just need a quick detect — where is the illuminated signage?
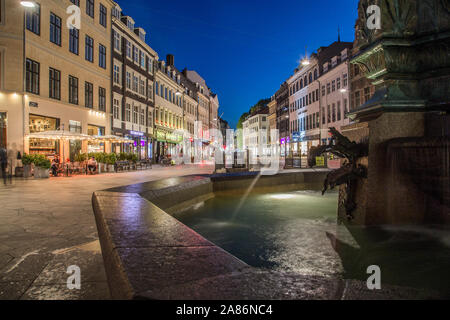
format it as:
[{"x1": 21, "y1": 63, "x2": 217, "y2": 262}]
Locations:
[{"x1": 130, "y1": 131, "x2": 144, "y2": 137}]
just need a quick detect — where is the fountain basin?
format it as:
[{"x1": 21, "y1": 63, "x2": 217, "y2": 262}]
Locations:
[{"x1": 92, "y1": 170, "x2": 443, "y2": 300}]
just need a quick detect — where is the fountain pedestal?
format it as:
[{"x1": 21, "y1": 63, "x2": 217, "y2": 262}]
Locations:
[{"x1": 342, "y1": 0, "x2": 450, "y2": 226}]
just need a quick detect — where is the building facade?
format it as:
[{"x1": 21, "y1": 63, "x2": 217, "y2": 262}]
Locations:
[
  {"x1": 242, "y1": 108, "x2": 269, "y2": 158},
  {"x1": 111, "y1": 3, "x2": 158, "y2": 159},
  {"x1": 287, "y1": 55, "x2": 321, "y2": 157},
  {"x1": 1, "y1": 0, "x2": 116, "y2": 168},
  {"x1": 275, "y1": 82, "x2": 289, "y2": 156},
  {"x1": 267, "y1": 95, "x2": 277, "y2": 144},
  {"x1": 318, "y1": 46, "x2": 352, "y2": 144},
  {"x1": 154, "y1": 58, "x2": 185, "y2": 159}
]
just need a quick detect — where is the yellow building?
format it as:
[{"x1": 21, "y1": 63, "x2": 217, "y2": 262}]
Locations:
[{"x1": 0, "y1": 0, "x2": 114, "y2": 165}]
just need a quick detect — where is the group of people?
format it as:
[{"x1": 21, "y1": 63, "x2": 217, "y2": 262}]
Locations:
[{"x1": 51, "y1": 156, "x2": 98, "y2": 176}]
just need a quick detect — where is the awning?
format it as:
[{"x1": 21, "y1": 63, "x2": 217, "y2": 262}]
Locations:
[
  {"x1": 26, "y1": 130, "x2": 93, "y2": 141},
  {"x1": 92, "y1": 135, "x2": 134, "y2": 143}
]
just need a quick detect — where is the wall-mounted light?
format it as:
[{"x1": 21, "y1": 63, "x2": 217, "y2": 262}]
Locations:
[{"x1": 20, "y1": 1, "x2": 36, "y2": 7}]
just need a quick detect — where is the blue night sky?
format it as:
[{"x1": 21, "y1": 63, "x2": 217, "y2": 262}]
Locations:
[{"x1": 118, "y1": 0, "x2": 359, "y2": 128}]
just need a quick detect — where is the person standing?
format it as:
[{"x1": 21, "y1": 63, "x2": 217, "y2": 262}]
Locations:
[{"x1": 0, "y1": 147, "x2": 7, "y2": 185}]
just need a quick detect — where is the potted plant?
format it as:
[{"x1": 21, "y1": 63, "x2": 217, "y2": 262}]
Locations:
[
  {"x1": 106, "y1": 153, "x2": 117, "y2": 172},
  {"x1": 33, "y1": 155, "x2": 51, "y2": 179},
  {"x1": 21, "y1": 153, "x2": 34, "y2": 178}
]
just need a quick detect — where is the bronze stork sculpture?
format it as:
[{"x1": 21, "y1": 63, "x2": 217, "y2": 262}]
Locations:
[{"x1": 308, "y1": 128, "x2": 368, "y2": 220}]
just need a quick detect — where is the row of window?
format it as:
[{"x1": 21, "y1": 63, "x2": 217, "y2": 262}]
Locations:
[
  {"x1": 290, "y1": 89, "x2": 320, "y2": 113},
  {"x1": 113, "y1": 31, "x2": 154, "y2": 74},
  {"x1": 289, "y1": 69, "x2": 319, "y2": 96},
  {"x1": 70, "y1": 0, "x2": 108, "y2": 26},
  {"x1": 323, "y1": 100, "x2": 348, "y2": 124},
  {"x1": 290, "y1": 98, "x2": 349, "y2": 133},
  {"x1": 155, "y1": 81, "x2": 182, "y2": 107},
  {"x1": 112, "y1": 98, "x2": 152, "y2": 127},
  {"x1": 321, "y1": 74, "x2": 348, "y2": 96},
  {"x1": 26, "y1": 58, "x2": 106, "y2": 111},
  {"x1": 154, "y1": 108, "x2": 183, "y2": 128},
  {"x1": 351, "y1": 87, "x2": 372, "y2": 110},
  {"x1": 27, "y1": 4, "x2": 107, "y2": 69},
  {"x1": 291, "y1": 112, "x2": 320, "y2": 133},
  {"x1": 183, "y1": 101, "x2": 196, "y2": 117}
]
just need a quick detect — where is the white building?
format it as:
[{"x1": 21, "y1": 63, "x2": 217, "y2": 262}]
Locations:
[
  {"x1": 318, "y1": 47, "x2": 351, "y2": 145},
  {"x1": 243, "y1": 112, "x2": 269, "y2": 158},
  {"x1": 288, "y1": 54, "x2": 321, "y2": 157}
]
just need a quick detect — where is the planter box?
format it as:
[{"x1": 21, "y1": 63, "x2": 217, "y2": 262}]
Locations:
[
  {"x1": 34, "y1": 167, "x2": 50, "y2": 179},
  {"x1": 23, "y1": 165, "x2": 32, "y2": 178},
  {"x1": 15, "y1": 167, "x2": 24, "y2": 178}
]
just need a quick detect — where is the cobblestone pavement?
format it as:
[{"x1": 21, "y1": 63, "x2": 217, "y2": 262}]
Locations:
[{"x1": 0, "y1": 164, "x2": 214, "y2": 300}]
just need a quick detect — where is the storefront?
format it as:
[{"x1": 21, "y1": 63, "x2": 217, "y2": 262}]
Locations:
[
  {"x1": 0, "y1": 112, "x2": 7, "y2": 148},
  {"x1": 125, "y1": 131, "x2": 148, "y2": 160},
  {"x1": 28, "y1": 114, "x2": 60, "y2": 157},
  {"x1": 154, "y1": 129, "x2": 183, "y2": 161},
  {"x1": 87, "y1": 125, "x2": 105, "y2": 153}
]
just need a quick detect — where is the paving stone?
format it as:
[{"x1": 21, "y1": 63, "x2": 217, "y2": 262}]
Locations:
[
  {"x1": 116, "y1": 246, "x2": 249, "y2": 297},
  {"x1": 141, "y1": 269, "x2": 342, "y2": 300},
  {"x1": 341, "y1": 279, "x2": 442, "y2": 300},
  {"x1": 21, "y1": 282, "x2": 110, "y2": 300},
  {"x1": 0, "y1": 165, "x2": 215, "y2": 300},
  {"x1": 33, "y1": 248, "x2": 107, "y2": 286},
  {"x1": 0, "y1": 280, "x2": 35, "y2": 300}
]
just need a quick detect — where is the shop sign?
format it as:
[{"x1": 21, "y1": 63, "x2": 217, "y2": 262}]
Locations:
[
  {"x1": 166, "y1": 133, "x2": 182, "y2": 143},
  {"x1": 130, "y1": 131, "x2": 145, "y2": 137},
  {"x1": 29, "y1": 101, "x2": 39, "y2": 108},
  {"x1": 316, "y1": 156, "x2": 325, "y2": 167},
  {"x1": 292, "y1": 132, "x2": 301, "y2": 142},
  {"x1": 156, "y1": 131, "x2": 166, "y2": 142}
]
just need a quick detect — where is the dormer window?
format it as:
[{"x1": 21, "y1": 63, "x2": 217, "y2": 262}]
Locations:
[
  {"x1": 331, "y1": 57, "x2": 338, "y2": 68},
  {"x1": 323, "y1": 62, "x2": 329, "y2": 73},
  {"x1": 134, "y1": 28, "x2": 146, "y2": 42},
  {"x1": 341, "y1": 49, "x2": 348, "y2": 60},
  {"x1": 112, "y1": 6, "x2": 121, "y2": 19},
  {"x1": 123, "y1": 16, "x2": 135, "y2": 31}
]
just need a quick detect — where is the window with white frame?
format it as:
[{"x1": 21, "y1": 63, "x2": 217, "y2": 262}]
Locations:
[
  {"x1": 133, "y1": 105, "x2": 139, "y2": 124},
  {"x1": 140, "y1": 108, "x2": 145, "y2": 125},
  {"x1": 133, "y1": 47, "x2": 139, "y2": 63},
  {"x1": 126, "y1": 72, "x2": 131, "y2": 89},
  {"x1": 132, "y1": 75, "x2": 138, "y2": 92},
  {"x1": 126, "y1": 103, "x2": 131, "y2": 122},
  {"x1": 113, "y1": 65, "x2": 121, "y2": 85},
  {"x1": 114, "y1": 31, "x2": 121, "y2": 51},
  {"x1": 140, "y1": 51, "x2": 145, "y2": 69},
  {"x1": 139, "y1": 78, "x2": 145, "y2": 95},
  {"x1": 126, "y1": 40, "x2": 132, "y2": 59},
  {"x1": 113, "y1": 98, "x2": 120, "y2": 120}
]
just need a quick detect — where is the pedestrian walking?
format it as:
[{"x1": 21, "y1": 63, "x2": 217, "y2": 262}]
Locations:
[{"x1": 0, "y1": 147, "x2": 7, "y2": 185}]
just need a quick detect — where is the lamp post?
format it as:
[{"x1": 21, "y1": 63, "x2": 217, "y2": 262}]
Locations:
[{"x1": 20, "y1": 1, "x2": 36, "y2": 158}]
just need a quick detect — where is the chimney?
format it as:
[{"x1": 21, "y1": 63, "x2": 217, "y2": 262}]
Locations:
[{"x1": 167, "y1": 54, "x2": 175, "y2": 67}]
